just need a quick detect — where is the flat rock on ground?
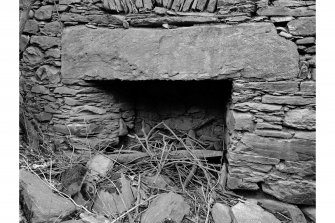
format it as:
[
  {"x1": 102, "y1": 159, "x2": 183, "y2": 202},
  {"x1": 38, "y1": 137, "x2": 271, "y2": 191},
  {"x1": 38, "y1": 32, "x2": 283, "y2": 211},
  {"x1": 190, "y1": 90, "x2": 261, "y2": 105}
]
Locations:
[
  {"x1": 211, "y1": 203, "x2": 233, "y2": 223},
  {"x1": 141, "y1": 191, "x2": 190, "y2": 223},
  {"x1": 231, "y1": 201, "x2": 281, "y2": 223},
  {"x1": 20, "y1": 169, "x2": 76, "y2": 223}
]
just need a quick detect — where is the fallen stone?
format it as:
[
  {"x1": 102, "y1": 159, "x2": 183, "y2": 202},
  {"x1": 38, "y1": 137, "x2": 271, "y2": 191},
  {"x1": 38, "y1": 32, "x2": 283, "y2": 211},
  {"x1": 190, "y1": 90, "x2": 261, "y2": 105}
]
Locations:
[
  {"x1": 211, "y1": 203, "x2": 232, "y2": 223},
  {"x1": 142, "y1": 174, "x2": 175, "y2": 189},
  {"x1": 262, "y1": 95, "x2": 315, "y2": 105},
  {"x1": 300, "y1": 206, "x2": 316, "y2": 222},
  {"x1": 30, "y1": 36, "x2": 61, "y2": 50},
  {"x1": 87, "y1": 154, "x2": 114, "y2": 177},
  {"x1": 93, "y1": 174, "x2": 135, "y2": 215},
  {"x1": 296, "y1": 37, "x2": 315, "y2": 45},
  {"x1": 60, "y1": 0, "x2": 82, "y2": 4},
  {"x1": 20, "y1": 170, "x2": 76, "y2": 223},
  {"x1": 141, "y1": 192, "x2": 190, "y2": 223},
  {"x1": 255, "y1": 130, "x2": 292, "y2": 139},
  {"x1": 22, "y1": 46, "x2": 44, "y2": 65},
  {"x1": 41, "y1": 21, "x2": 62, "y2": 36},
  {"x1": 36, "y1": 65, "x2": 60, "y2": 83},
  {"x1": 257, "y1": 6, "x2": 315, "y2": 17},
  {"x1": 34, "y1": 5, "x2": 53, "y2": 21},
  {"x1": 288, "y1": 17, "x2": 315, "y2": 36},
  {"x1": 231, "y1": 201, "x2": 281, "y2": 223},
  {"x1": 262, "y1": 180, "x2": 315, "y2": 205},
  {"x1": 60, "y1": 165, "x2": 87, "y2": 197},
  {"x1": 257, "y1": 198, "x2": 307, "y2": 223},
  {"x1": 80, "y1": 213, "x2": 109, "y2": 223},
  {"x1": 62, "y1": 23, "x2": 299, "y2": 81},
  {"x1": 23, "y1": 19, "x2": 39, "y2": 34},
  {"x1": 284, "y1": 109, "x2": 315, "y2": 130},
  {"x1": 232, "y1": 111, "x2": 254, "y2": 131}
]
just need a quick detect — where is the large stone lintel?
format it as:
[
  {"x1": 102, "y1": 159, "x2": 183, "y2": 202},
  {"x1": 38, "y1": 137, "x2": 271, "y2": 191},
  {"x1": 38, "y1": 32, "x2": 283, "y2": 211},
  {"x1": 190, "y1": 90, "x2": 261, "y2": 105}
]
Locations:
[{"x1": 62, "y1": 23, "x2": 299, "y2": 81}]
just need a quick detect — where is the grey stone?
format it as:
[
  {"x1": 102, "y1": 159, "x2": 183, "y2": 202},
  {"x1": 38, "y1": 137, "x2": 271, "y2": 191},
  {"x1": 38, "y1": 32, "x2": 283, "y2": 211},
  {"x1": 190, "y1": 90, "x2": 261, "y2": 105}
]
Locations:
[
  {"x1": 228, "y1": 152, "x2": 280, "y2": 165},
  {"x1": 279, "y1": 31, "x2": 293, "y2": 39},
  {"x1": 54, "y1": 87, "x2": 78, "y2": 95},
  {"x1": 300, "y1": 206, "x2": 316, "y2": 222},
  {"x1": 232, "y1": 111, "x2": 254, "y2": 131},
  {"x1": 257, "y1": 6, "x2": 315, "y2": 17},
  {"x1": 262, "y1": 95, "x2": 315, "y2": 105},
  {"x1": 62, "y1": 23, "x2": 299, "y2": 81},
  {"x1": 305, "y1": 46, "x2": 315, "y2": 54},
  {"x1": 234, "y1": 102, "x2": 282, "y2": 112},
  {"x1": 273, "y1": 0, "x2": 315, "y2": 7},
  {"x1": 30, "y1": 36, "x2": 61, "y2": 50},
  {"x1": 262, "y1": 180, "x2": 315, "y2": 205},
  {"x1": 255, "y1": 130, "x2": 292, "y2": 139},
  {"x1": 235, "y1": 81, "x2": 299, "y2": 93},
  {"x1": 296, "y1": 37, "x2": 315, "y2": 45},
  {"x1": 206, "y1": 0, "x2": 217, "y2": 13},
  {"x1": 211, "y1": 203, "x2": 232, "y2": 223},
  {"x1": 93, "y1": 174, "x2": 135, "y2": 216},
  {"x1": 20, "y1": 35, "x2": 30, "y2": 53},
  {"x1": 270, "y1": 16, "x2": 294, "y2": 23},
  {"x1": 41, "y1": 21, "x2": 62, "y2": 36},
  {"x1": 237, "y1": 133, "x2": 315, "y2": 161},
  {"x1": 34, "y1": 5, "x2": 54, "y2": 21},
  {"x1": 256, "y1": 122, "x2": 282, "y2": 130},
  {"x1": 254, "y1": 198, "x2": 307, "y2": 223},
  {"x1": 153, "y1": 7, "x2": 167, "y2": 15},
  {"x1": 36, "y1": 112, "x2": 53, "y2": 121},
  {"x1": 87, "y1": 154, "x2": 114, "y2": 177},
  {"x1": 294, "y1": 131, "x2": 315, "y2": 141},
  {"x1": 141, "y1": 192, "x2": 190, "y2": 223},
  {"x1": 60, "y1": 0, "x2": 82, "y2": 4},
  {"x1": 143, "y1": 0, "x2": 153, "y2": 9},
  {"x1": 288, "y1": 17, "x2": 315, "y2": 36},
  {"x1": 22, "y1": 46, "x2": 44, "y2": 65},
  {"x1": 64, "y1": 97, "x2": 80, "y2": 106},
  {"x1": 36, "y1": 65, "x2": 61, "y2": 83},
  {"x1": 231, "y1": 201, "x2": 281, "y2": 223},
  {"x1": 73, "y1": 105, "x2": 107, "y2": 115},
  {"x1": 60, "y1": 13, "x2": 89, "y2": 23},
  {"x1": 23, "y1": 19, "x2": 39, "y2": 34},
  {"x1": 300, "y1": 81, "x2": 315, "y2": 94},
  {"x1": 45, "y1": 48, "x2": 61, "y2": 58},
  {"x1": 20, "y1": 170, "x2": 76, "y2": 223},
  {"x1": 31, "y1": 85, "x2": 50, "y2": 94},
  {"x1": 284, "y1": 109, "x2": 315, "y2": 130}
]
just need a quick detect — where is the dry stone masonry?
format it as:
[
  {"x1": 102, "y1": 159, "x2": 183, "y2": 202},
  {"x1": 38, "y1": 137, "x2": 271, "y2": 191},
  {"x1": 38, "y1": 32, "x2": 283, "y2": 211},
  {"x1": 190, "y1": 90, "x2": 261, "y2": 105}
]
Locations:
[{"x1": 20, "y1": 0, "x2": 316, "y2": 221}]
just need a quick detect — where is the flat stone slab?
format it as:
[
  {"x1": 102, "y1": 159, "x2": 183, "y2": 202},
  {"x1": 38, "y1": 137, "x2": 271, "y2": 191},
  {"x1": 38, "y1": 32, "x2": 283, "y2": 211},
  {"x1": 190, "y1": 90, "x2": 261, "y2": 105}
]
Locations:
[{"x1": 62, "y1": 23, "x2": 299, "y2": 81}]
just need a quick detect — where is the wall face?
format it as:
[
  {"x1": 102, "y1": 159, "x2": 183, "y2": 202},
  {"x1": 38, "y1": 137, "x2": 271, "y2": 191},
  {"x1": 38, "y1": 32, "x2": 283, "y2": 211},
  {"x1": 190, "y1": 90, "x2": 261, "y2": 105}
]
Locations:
[{"x1": 20, "y1": 0, "x2": 316, "y2": 205}]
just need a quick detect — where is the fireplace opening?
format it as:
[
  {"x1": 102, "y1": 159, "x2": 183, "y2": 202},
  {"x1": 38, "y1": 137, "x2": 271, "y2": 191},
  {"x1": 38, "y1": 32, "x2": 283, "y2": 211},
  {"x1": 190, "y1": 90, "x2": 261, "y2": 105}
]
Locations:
[{"x1": 90, "y1": 80, "x2": 232, "y2": 154}]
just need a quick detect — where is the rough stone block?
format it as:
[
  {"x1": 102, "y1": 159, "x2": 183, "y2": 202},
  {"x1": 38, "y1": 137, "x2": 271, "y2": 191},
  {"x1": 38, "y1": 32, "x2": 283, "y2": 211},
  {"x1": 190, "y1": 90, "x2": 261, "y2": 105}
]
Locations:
[
  {"x1": 232, "y1": 111, "x2": 254, "y2": 131},
  {"x1": 284, "y1": 109, "x2": 315, "y2": 130},
  {"x1": 23, "y1": 19, "x2": 39, "y2": 34},
  {"x1": 62, "y1": 23, "x2": 299, "y2": 81},
  {"x1": 30, "y1": 36, "x2": 61, "y2": 50},
  {"x1": 288, "y1": 17, "x2": 315, "y2": 36},
  {"x1": 262, "y1": 95, "x2": 315, "y2": 105},
  {"x1": 34, "y1": 5, "x2": 54, "y2": 21}
]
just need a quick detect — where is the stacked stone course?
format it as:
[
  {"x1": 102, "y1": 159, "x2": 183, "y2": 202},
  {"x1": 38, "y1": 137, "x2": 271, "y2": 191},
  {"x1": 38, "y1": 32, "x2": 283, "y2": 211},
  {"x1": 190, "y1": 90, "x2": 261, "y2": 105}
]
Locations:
[{"x1": 20, "y1": 0, "x2": 316, "y2": 205}]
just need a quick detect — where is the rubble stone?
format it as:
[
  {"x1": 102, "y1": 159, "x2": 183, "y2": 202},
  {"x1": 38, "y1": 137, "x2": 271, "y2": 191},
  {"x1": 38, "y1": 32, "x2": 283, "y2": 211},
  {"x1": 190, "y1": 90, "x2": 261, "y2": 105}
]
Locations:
[
  {"x1": 20, "y1": 170, "x2": 76, "y2": 223},
  {"x1": 288, "y1": 17, "x2": 316, "y2": 36},
  {"x1": 34, "y1": 5, "x2": 54, "y2": 21}
]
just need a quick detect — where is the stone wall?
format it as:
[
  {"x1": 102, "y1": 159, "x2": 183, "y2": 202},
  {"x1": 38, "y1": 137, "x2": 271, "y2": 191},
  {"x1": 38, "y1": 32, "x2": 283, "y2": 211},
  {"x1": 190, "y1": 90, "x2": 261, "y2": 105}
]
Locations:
[{"x1": 19, "y1": 0, "x2": 316, "y2": 205}]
